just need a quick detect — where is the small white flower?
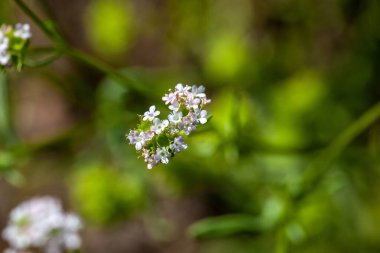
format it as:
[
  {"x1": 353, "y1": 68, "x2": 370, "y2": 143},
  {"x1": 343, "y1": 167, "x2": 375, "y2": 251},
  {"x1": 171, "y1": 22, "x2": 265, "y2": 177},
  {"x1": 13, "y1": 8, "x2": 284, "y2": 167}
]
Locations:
[
  {"x1": 143, "y1": 105, "x2": 160, "y2": 121},
  {"x1": 64, "y1": 214, "x2": 82, "y2": 232},
  {"x1": 127, "y1": 130, "x2": 145, "y2": 150},
  {"x1": 151, "y1": 118, "x2": 169, "y2": 134},
  {"x1": 168, "y1": 111, "x2": 183, "y2": 125},
  {"x1": 178, "y1": 115, "x2": 197, "y2": 135},
  {"x1": 134, "y1": 133, "x2": 145, "y2": 150},
  {"x1": 168, "y1": 101, "x2": 180, "y2": 112},
  {"x1": 156, "y1": 147, "x2": 171, "y2": 164},
  {"x1": 170, "y1": 136, "x2": 188, "y2": 153},
  {"x1": 0, "y1": 51, "x2": 10, "y2": 66},
  {"x1": 0, "y1": 34, "x2": 9, "y2": 52},
  {"x1": 147, "y1": 152, "x2": 161, "y2": 169},
  {"x1": 198, "y1": 110, "x2": 208, "y2": 124},
  {"x1": 63, "y1": 232, "x2": 81, "y2": 249},
  {"x1": 162, "y1": 92, "x2": 177, "y2": 105},
  {"x1": 191, "y1": 85, "x2": 206, "y2": 98},
  {"x1": 127, "y1": 130, "x2": 139, "y2": 143},
  {"x1": 14, "y1": 23, "x2": 31, "y2": 40},
  {"x1": 185, "y1": 97, "x2": 200, "y2": 110},
  {"x1": 142, "y1": 130, "x2": 155, "y2": 141},
  {"x1": 175, "y1": 83, "x2": 191, "y2": 95}
]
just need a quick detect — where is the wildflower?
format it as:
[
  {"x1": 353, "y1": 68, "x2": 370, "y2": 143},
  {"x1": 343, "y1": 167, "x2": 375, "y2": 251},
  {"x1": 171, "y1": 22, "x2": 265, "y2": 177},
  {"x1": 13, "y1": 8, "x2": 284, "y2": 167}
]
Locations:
[
  {"x1": 168, "y1": 101, "x2": 180, "y2": 112},
  {"x1": 142, "y1": 130, "x2": 155, "y2": 141},
  {"x1": 162, "y1": 91, "x2": 177, "y2": 105},
  {"x1": 0, "y1": 33, "x2": 8, "y2": 51},
  {"x1": 168, "y1": 111, "x2": 183, "y2": 125},
  {"x1": 175, "y1": 83, "x2": 191, "y2": 95},
  {"x1": 151, "y1": 118, "x2": 169, "y2": 134},
  {"x1": 198, "y1": 110, "x2": 208, "y2": 124},
  {"x1": 156, "y1": 147, "x2": 171, "y2": 164},
  {"x1": 127, "y1": 130, "x2": 145, "y2": 150},
  {"x1": 143, "y1": 105, "x2": 160, "y2": 121},
  {"x1": 185, "y1": 97, "x2": 201, "y2": 110},
  {"x1": 0, "y1": 23, "x2": 31, "y2": 69},
  {"x1": 0, "y1": 51, "x2": 10, "y2": 65},
  {"x1": 178, "y1": 115, "x2": 197, "y2": 135},
  {"x1": 14, "y1": 24, "x2": 31, "y2": 40},
  {"x1": 127, "y1": 83, "x2": 211, "y2": 169},
  {"x1": 170, "y1": 136, "x2": 188, "y2": 153},
  {"x1": 2, "y1": 197, "x2": 82, "y2": 253}
]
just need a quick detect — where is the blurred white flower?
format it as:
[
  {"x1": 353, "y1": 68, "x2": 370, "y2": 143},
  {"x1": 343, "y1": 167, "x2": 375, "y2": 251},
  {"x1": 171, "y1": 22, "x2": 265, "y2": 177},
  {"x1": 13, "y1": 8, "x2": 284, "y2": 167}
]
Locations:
[
  {"x1": 2, "y1": 197, "x2": 82, "y2": 253},
  {"x1": 14, "y1": 23, "x2": 31, "y2": 40},
  {"x1": 198, "y1": 110, "x2": 208, "y2": 124},
  {"x1": 0, "y1": 51, "x2": 10, "y2": 66}
]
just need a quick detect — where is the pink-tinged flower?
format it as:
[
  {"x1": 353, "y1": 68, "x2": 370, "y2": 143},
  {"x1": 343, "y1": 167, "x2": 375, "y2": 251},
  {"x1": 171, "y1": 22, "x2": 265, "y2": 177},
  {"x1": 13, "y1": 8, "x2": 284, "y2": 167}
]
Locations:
[
  {"x1": 162, "y1": 91, "x2": 177, "y2": 105},
  {"x1": 175, "y1": 83, "x2": 191, "y2": 95}
]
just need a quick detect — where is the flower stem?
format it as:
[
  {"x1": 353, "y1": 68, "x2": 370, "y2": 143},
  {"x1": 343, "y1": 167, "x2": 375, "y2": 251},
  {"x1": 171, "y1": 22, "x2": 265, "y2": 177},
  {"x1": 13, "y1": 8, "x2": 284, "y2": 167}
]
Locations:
[
  {"x1": 295, "y1": 102, "x2": 380, "y2": 201},
  {"x1": 13, "y1": 0, "x2": 147, "y2": 93},
  {"x1": 276, "y1": 229, "x2": 288, "y2": 253},
  {"x1": 14, "y1": 0, "x2": 61, "y2": 42}
]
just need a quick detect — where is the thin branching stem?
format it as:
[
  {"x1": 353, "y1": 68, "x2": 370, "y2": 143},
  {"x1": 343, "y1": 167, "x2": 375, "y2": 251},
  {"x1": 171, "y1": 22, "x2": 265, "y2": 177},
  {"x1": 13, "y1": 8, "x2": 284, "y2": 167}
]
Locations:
[
  {"x1": 295, "y1": 102, "x2": 380, "y2": 201},
  {"x1": 13, "y1": 0, "x2": 147, "y2": 93}
]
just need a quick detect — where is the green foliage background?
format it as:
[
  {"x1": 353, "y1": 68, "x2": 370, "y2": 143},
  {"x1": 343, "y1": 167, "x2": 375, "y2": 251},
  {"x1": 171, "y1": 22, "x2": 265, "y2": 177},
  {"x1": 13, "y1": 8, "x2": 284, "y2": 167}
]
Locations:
[{"x1": 0, "y1": 0, "x2": 380, "y2": 252}]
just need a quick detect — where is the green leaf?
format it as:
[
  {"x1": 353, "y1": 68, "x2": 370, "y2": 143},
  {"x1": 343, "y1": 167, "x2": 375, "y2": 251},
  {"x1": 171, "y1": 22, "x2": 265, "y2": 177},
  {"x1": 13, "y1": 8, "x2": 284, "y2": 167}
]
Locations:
[{"x1": 188, "y1": 214, "x2": 264, "y2": 239}]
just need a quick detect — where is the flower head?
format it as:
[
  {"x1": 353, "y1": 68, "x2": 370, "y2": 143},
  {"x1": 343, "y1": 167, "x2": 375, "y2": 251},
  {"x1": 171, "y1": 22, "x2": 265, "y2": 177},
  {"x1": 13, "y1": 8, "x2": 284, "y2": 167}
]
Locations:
[
  {"x1": 0, "y1": 23, "x2": 31, "y2": 69},
  {"x1": 127, "y1": 83, "x2": 210, "y2": 169},
  {"x1": 2, "y1": 197, "x2": 82, "y2": 253}
]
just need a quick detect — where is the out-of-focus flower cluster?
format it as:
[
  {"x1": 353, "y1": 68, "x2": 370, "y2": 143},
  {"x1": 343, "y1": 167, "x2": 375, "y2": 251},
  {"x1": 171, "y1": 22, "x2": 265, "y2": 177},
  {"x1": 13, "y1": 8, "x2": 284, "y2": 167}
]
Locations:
[
  {"x1": 2, "y1": 197, "x2": 82, "y2": 253},
  {"x1": 0, "y1": 23, "x2": 31, "y2": 69},
  {"x1": 127, "y1": 84, "x2": 211, "y2": 169}
]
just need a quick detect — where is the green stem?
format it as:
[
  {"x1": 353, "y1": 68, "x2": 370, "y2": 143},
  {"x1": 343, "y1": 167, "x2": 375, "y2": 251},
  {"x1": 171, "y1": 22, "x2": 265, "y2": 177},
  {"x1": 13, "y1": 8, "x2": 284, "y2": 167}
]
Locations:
[
  {"x1": 276, "y1": 229, "x2": 288, "y2": 253},
  {"x1": 14, "y1": 0, "x2": 61, "y2": 42},
  {"x1": 0, "y1": 73, "x2": 16, "y2": 144},
  {"x1": 25, "y1": 50, "x2": 63, "y2": 68},
  {"x1": 295, "y1": 102, "x2": 380, "y2": 201},
  {"x1": 13, "y1": 0, "x2": 146, "y2": 92},
  {"x1": 0, "y1": 72, "x2": 10, "y2": 138}
]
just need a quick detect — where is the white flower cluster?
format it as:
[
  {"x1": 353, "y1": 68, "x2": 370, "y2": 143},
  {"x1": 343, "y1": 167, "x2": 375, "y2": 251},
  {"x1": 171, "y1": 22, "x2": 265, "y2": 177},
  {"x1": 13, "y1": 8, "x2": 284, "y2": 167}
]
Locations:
[
  {"x1": 0, "y1": 23, "x2": 31, "y2": 67},
  {"x1": 2, "y1": 197, "x2": 82, "y2": 253},
  {"x1": 127, "y1": 83, "x2": 211, "y2": 169}
]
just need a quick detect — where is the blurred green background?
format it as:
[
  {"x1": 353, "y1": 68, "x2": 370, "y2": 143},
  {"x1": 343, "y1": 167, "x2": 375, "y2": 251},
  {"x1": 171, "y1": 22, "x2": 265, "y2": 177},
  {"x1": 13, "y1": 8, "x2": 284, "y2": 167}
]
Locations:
[{"x1": 0, "y1": 0, "x2": 380, "y2": 252}]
